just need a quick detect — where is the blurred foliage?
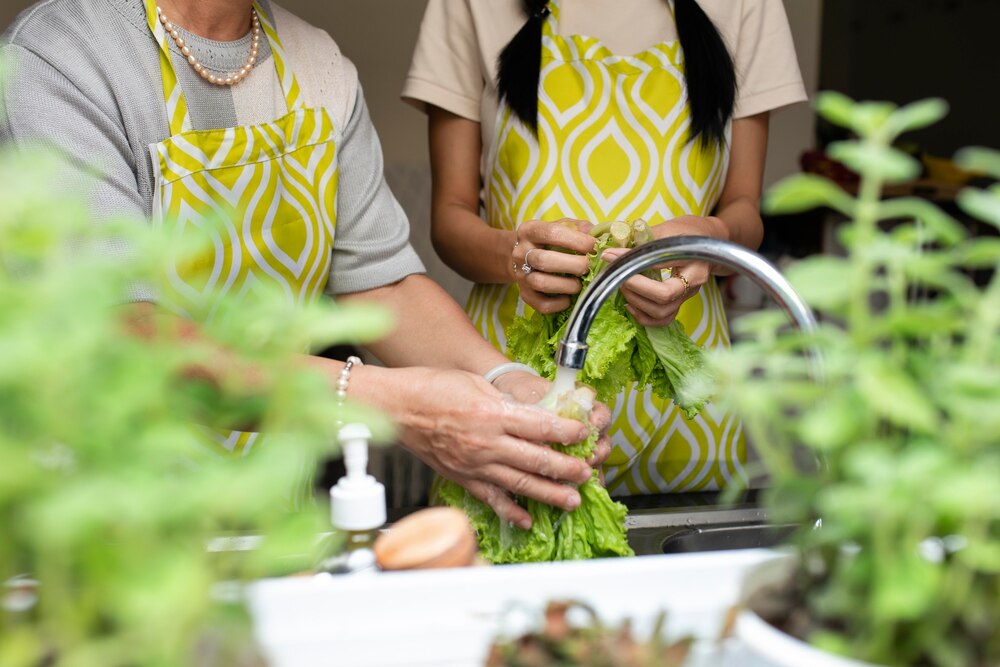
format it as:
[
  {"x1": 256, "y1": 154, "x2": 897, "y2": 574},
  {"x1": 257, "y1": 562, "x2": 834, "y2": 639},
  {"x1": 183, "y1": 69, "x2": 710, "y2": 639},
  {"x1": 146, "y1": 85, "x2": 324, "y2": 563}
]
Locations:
[
  {"x1": 0, "y1": 141, "x2": 394, "y2": 664},
  {"x1": 714, "y1": 93, "x2": 1000, "y2": 666}
]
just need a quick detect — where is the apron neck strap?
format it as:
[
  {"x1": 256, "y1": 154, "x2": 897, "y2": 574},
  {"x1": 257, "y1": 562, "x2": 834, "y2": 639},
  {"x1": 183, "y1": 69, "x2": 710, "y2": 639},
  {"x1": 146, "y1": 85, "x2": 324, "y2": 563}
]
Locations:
[
  {"x1": 144, "y1": 0, "x2": 304, "y2": 136},
  {"x1": 145, "y1": 0, "x2": 191, "y2": 134},
  {"x1": 541, "y1": 0, "x2": 560, "y2": 39},
  {"x1": 254, "y1": 3, "x2": 303, "y2": 111}
]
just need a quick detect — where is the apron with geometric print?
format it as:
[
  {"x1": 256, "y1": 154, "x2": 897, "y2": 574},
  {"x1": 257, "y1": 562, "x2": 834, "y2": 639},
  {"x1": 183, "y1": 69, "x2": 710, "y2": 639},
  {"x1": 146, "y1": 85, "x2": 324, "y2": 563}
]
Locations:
[
  {"x1": 145, "y1": 0, "x2": 339, "y2": 502},
  {"x1": 469, "y1": 0, "x2": 745, "y2": 494}
]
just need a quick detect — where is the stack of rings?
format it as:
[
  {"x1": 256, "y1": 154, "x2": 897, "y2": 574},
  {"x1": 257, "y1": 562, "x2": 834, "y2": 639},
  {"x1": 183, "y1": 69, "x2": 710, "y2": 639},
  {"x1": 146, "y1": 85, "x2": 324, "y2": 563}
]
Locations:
[{"x1": 665, "y1": 266, "x2": 690, "y2": 300}]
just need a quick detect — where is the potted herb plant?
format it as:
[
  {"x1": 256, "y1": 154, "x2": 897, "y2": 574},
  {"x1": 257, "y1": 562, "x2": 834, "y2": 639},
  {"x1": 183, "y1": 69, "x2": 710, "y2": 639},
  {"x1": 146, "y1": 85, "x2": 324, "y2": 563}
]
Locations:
[
  {"x1": 0, "y1": 143, "x2": 392, "y2": 664},
  {"x1": 713, "y1": 93, "x2": 1000, "y2": 667}
]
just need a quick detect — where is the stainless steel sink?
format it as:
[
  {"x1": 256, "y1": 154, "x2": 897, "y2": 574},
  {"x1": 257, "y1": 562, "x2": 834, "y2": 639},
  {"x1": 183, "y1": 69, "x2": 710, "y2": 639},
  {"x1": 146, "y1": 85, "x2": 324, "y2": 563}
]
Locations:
[
  {"x1": 659, "y1": 523, "x2": 796, "y2": 553},
  {"x1": 623, "y1": 492, "x2": 796, "y2": 556}
]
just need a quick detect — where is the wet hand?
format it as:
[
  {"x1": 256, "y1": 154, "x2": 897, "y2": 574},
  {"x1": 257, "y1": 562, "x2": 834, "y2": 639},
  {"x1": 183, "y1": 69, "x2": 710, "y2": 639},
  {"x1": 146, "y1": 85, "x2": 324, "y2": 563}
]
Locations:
[
  {"x1": 493, "y1": 371, "x2": 613, "y2": 473},
  {"x1": 394, "y1": 368, "x2": 595, "y2": 529}
]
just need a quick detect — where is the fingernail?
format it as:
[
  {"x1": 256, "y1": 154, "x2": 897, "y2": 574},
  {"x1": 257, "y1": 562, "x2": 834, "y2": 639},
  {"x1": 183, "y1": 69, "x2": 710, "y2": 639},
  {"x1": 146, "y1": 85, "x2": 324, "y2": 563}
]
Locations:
[
  {"x1": 517, "y1": 517, "x2": 533, "y2": 530},
  {"x1": 565, "y1": 492, "x2": 581, "y2": 510}
]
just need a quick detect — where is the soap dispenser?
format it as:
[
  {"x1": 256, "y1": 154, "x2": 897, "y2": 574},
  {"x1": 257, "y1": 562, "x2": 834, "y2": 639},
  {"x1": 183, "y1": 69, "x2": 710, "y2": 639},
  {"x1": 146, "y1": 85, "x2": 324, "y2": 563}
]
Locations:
[{"x1": 316, "y1": 423, "x2": 386, "y2": 575}]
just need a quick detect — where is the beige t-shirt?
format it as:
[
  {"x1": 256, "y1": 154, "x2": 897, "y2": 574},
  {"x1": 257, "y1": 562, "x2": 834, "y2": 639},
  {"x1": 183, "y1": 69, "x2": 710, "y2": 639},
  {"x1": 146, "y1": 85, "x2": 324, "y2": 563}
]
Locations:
[{"x1": 403, "y1": 0, "x2": 807, "y2": 174}]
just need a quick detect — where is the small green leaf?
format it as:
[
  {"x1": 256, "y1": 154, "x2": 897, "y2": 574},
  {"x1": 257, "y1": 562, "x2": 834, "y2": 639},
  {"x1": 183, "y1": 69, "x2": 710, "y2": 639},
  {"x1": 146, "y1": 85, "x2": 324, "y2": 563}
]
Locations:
[
  {"x1": 828, "y1": 142, "x2": 922, "y2": 183},
  {"x1": 815, "y1": 91, "x2": 857, "y2": 129},
  {"x1": 879, "y1": 198, "x2": 967, "y2": 246},
  {"x1": 927, "y1": 637, "x2": 975, "y2": 667},
  {"x1": 786, "y1": 256, "x2": 853, "y2": 310},
  {"x1": 878, "y1": 305, "x2": 963, "y2": 339},
  {"x1": 955, "y1": 146, "x2": 1000, "y2": 179},
  {"x1": 933, "y1": 467, "x2": 1000, "y2": 517},
  {"x1": 851, "y1": 101, "x2": 898, "y2": 137},
  {"x1": 886, "y1": 98, "x2": 949, "y2": 135},
  {"x1": 856, "y1": 358, "x2": 938, "y2": 433},
  {"x1": 957, "y1": 188, "x2": 1000, "y2": 231},
  {"x1": 797, "y1": 394, "x2": 862, "y2": 451},
  {"x1": 873, "y1": 553, "x2": 942, "y2": 620},
  {"x1": 763, "y1": 174, "x2": 856, "y2": 216},
  {"x1": 957, "y1": 540, "x2": 1000, "y2": 574},
  {"x1": 953, "y1": 238, "x2": 1000, "y2": 267}
]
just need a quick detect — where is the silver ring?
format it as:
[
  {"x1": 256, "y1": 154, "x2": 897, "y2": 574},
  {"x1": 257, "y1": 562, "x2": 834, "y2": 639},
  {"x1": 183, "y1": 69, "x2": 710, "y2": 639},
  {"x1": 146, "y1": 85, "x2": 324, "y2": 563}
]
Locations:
[{"x1": 521, "y1": 248, "x2": 538, "y2": 275}]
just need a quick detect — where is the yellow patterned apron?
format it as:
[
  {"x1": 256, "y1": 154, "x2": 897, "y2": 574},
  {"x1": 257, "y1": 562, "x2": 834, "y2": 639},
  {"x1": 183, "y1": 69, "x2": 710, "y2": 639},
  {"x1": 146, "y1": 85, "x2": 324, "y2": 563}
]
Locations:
[
  {"x1": 470, "y1": 0, "x2": 745, "y2": 494},
  {"x1": 144, "y1": 0, "x2": 338, "y2": 499}
]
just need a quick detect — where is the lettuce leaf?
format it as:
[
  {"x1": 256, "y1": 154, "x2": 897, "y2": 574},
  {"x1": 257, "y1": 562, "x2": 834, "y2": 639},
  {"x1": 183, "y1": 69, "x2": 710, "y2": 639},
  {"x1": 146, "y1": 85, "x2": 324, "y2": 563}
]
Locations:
[
  {"x1": 644, "y1": 323, "x2": 709, "y2": 419},
  {"x1": 505, "y1": 233, "x2": 711, "y2": 414},
  {"x1": 439, "y1": 402, "x2": 634, "y2": 564}
]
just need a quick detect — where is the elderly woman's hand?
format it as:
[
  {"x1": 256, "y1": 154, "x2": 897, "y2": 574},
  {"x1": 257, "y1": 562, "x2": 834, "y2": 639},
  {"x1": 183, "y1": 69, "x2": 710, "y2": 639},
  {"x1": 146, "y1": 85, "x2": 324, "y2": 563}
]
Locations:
[
  {"x1": 492, "y1": 370, "x2": 613, "y2": 473},
  {"x1": 601, "y1": 215, "x2": 725, "y2": 327},
  {"x1": 387, "y1": 367, "x2": 599, "y2": 529},
  {"x1": 511, "y1": 219, "x2": 597, "y2": 315}
]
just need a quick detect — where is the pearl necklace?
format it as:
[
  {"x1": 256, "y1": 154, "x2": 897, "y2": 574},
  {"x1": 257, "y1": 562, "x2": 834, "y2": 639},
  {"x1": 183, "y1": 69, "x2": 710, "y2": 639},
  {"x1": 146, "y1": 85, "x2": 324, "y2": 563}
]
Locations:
[{"x1": 156, "y1": 4, "x2": 261, "y2": 87}]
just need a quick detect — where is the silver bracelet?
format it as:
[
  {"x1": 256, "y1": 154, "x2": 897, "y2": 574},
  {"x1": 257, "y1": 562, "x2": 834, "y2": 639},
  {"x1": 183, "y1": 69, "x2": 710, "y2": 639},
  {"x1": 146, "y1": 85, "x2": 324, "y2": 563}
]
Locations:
[
  {"x1": 336, "y1": 355, "x2": 363, "y2": 401},
  {"x1": 483, "y1": 362, "x2": 540, "y2": 384}
]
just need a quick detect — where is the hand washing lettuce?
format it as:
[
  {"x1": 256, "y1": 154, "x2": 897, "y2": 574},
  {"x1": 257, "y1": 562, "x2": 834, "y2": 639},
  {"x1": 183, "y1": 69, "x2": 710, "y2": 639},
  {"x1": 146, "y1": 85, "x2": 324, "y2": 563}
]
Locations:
[
  {"x1": 506, "y1": 220, "x2": 710, "y2": 419},
  {"x1": 438, "y1": 384, "x2": 634, "y2": 564}
]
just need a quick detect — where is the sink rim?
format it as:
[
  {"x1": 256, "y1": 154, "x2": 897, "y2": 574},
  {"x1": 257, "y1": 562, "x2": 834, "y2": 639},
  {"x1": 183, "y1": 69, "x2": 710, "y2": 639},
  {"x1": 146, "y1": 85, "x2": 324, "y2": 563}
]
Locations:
[
  {"x1": 659, "y1": 522, "x2": 798, "y2": 554},
  {"x1": 626, "y1": 505, "x2": 768, "y2": 530}
]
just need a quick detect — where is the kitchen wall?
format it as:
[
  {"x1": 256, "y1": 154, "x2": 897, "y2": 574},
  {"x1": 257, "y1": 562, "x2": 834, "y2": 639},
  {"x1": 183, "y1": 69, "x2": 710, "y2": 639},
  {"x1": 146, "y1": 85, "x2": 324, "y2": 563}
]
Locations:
[{"x1": 2, "y1": 0, "x2": 823, "y2": 304}]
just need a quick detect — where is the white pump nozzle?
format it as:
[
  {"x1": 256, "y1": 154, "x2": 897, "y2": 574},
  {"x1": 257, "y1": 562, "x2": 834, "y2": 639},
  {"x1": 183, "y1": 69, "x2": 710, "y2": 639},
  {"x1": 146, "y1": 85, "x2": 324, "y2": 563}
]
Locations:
[{"x1": 330, "y1": 424, "x2": 386, "y2": 531}]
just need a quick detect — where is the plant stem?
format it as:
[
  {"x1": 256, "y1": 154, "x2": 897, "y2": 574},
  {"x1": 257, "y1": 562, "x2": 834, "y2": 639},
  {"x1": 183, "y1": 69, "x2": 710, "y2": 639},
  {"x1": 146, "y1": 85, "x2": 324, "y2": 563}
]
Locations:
[
  {"x1": 610, "y1": 221, "x2": 632, "y2": 248},
  {"x1": 849, "y1": 175, "x2": 883, "y2": 344},
  {"x1": 865, "y1": 523, "x2": 887, "y2": 661},
  {"x1": 888, "y1": 258, "x2": 907, "y2": 366},
  {"x1": 966, "y1": 259, "x2": 1000, "y2": 364},
  {"x1": 935, "y1": 523, "x2": 980, "y2": 660},
  {"x1": 589, "y1": 221, "x2": 613, "y2": 238}
]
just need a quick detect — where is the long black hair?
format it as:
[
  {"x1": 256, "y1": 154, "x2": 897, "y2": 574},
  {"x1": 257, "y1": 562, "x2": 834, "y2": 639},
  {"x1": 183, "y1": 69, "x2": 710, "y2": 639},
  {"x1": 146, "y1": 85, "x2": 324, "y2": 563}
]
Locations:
[{"x1": 496, "y1": 0, "x2": 736, "y2": 147}]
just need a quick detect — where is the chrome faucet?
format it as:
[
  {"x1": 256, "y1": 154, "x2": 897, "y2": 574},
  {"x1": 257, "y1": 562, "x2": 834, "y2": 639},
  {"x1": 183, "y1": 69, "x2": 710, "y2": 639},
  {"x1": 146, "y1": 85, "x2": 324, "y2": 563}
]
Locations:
[{"x1": 555, "y1": 236, "x2": 820, "y2": 370}]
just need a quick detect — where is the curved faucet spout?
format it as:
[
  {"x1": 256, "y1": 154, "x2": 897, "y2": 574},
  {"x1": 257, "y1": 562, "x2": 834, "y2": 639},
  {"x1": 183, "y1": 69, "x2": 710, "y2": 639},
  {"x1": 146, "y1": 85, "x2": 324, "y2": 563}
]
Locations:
[{"x1": 555, "y1": 236, "x2": 819, "y2": 370}]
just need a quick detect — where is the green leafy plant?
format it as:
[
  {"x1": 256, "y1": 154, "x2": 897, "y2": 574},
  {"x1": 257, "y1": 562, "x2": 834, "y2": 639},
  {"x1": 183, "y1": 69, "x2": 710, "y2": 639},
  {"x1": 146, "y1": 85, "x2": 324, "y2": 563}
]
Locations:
[
  {"x1": 715, "y1": 93, "x2": 1000, "y2": 666},
  {"x1": 0, "y1": 144, "x2": 393, "y2": 665}
]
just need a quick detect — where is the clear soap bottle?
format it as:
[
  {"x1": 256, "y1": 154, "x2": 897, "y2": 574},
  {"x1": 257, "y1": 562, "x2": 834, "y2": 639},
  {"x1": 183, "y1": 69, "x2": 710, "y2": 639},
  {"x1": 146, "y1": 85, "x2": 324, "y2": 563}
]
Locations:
[{"x1": 316, "y1": 423, "x2": 386, "y2": 575}]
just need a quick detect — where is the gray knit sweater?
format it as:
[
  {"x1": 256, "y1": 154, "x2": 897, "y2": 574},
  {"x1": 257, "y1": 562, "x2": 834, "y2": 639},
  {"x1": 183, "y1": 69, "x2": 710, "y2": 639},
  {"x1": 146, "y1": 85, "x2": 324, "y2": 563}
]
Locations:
[{"x1": 0, "y1": 0, "x2": 424, "y2": 295}]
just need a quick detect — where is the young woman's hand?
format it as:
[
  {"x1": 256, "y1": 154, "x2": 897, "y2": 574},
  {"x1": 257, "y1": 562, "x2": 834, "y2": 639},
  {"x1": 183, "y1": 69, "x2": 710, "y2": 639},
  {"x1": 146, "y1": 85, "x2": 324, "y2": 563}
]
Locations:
[
  {"x1": 512, "y1": 219, "x2": 597, "y2": 314},
  {"x1": 600, "y1": 215, "x2": 725, "y2": 327}
]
